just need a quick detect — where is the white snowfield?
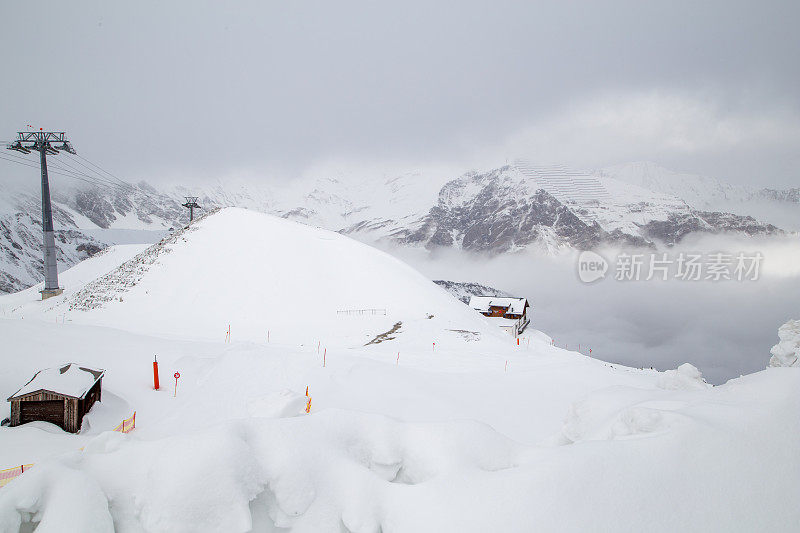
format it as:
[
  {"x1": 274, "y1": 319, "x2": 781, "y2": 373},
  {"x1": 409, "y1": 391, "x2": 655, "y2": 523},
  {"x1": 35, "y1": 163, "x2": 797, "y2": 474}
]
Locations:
[{"x1": 0, "y1": 208, "x2": 797, "y2": 532}]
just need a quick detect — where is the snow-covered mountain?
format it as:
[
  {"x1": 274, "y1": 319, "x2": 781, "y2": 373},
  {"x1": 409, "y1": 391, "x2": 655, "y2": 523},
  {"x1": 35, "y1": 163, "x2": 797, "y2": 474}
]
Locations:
[
  {"x1": 600, "y1": 161, "x2": 800, "y2": 230},
  {"x1": 0, "y1": 161, "x2": 793, "y2": 293}
]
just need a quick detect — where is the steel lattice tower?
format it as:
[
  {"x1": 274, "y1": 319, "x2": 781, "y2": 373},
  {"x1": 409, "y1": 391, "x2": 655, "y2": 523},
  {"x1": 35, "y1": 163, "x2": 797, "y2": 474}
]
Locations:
[
  {"x1": 182, "y1": 196, "x2": 201, "y2": 222},
  {"x1": 7, "y1": 131, "x2": 76, "y2": 299}
]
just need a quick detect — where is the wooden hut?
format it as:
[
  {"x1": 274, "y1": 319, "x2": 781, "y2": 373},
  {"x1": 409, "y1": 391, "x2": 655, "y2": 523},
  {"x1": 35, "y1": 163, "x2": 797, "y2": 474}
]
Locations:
[
  {"x1": 468, "y1": 296, "x2": 531, "y2": 336},
  {"x1": 7, "y1": 363, "x2": 105, "y2": 433}
]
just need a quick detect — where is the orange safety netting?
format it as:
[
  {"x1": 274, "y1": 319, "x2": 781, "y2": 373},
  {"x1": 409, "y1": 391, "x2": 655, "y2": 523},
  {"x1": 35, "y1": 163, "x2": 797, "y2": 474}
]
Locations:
[
  {"x1": 0, "y1": 464, "x2": 33, "y2": 488},
  {"x1": 2, "y1": 412, "x2": 137, "y2": 489},
  {"x1": 113, "y1": 411, "x2": 136, "y2": 433}
]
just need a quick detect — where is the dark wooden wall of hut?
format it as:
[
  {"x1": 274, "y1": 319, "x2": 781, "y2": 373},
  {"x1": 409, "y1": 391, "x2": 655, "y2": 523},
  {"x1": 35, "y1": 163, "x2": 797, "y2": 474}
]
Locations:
[{"x1": 9, "y1": 380, "x2": 101, "y2": 434}]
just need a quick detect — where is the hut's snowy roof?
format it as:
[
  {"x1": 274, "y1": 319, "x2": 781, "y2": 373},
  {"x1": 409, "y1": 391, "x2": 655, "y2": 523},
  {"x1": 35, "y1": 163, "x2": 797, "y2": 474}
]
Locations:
[
  {"x1": 8, "y1": 363, "x2": 105, "y2": 400},
  {"x1": 469, "y1": 296, "x2": 529, "y2": 314}
]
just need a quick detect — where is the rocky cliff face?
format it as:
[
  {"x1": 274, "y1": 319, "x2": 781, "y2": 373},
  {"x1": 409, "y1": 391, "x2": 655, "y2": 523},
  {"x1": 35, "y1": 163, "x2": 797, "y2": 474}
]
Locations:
[
  {"x1": 640, "y1": 211, "x2": 780, "y2": 245},
  {"x1": 432, "y1": 280, "x2": 511, "y2": 304},
  {"x1": 758, "y1": 188, "x2": 800, "y2": 204},
  {"x1": 0, "y1": 210, "x2": 103, "y2": 293},
  {"x1": 53, "y1": 184, "x2": 184, "y2": 229}
]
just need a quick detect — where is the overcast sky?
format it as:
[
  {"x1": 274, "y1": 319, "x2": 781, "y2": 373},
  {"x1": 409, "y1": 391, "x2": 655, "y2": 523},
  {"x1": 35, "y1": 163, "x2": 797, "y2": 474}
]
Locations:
[{"x1": 2, "y1": 1, "x2": 799, "y2": 186}]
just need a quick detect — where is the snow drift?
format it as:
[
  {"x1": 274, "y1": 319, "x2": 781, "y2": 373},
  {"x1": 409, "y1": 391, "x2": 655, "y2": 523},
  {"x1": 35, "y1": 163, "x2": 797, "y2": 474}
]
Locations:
[{"x1": 769, "y1": 319, "x2": 800, "y2": 368}]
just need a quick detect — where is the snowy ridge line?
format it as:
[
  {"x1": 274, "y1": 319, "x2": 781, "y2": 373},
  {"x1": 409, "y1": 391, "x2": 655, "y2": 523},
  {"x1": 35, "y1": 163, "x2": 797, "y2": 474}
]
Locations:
[{"x1": 67, "y1": 209, "x2": 219, "y2": 311}]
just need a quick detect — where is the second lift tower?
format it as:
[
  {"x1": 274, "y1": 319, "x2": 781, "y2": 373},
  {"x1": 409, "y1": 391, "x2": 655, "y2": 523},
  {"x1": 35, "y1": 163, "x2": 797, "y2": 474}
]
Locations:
[
  {"x1": 7, "y1": 131, "x2": 76, "y2": 299},
  {"x1": 182, "y1": 196, "x2": 201, "y2": 222}
]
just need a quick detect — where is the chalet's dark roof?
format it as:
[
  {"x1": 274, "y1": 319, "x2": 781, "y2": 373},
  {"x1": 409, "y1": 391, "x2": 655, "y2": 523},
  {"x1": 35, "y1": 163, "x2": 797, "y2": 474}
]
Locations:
[{"x1": 8, "y1": 363, "x2": 105, "y2": 401}]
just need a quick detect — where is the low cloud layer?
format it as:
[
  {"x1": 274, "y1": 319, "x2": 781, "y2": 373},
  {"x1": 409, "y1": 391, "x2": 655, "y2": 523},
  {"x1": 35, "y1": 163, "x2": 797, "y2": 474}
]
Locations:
[{"x1": 399, "y1": 234, "x2": 800, "y2": 384}]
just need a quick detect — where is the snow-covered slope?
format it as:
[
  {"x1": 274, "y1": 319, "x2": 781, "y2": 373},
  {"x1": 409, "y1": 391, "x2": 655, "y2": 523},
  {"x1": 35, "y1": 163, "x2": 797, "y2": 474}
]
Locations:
[
  {"x1": 600, "y1": 162, "x2": 749, "y2": 206},
  {"x1": 0, "y1": 208, "x2": 797, "y2": 531},
  {"x1": 1, "y1": 208, "x2": 510, "y2": 352}
]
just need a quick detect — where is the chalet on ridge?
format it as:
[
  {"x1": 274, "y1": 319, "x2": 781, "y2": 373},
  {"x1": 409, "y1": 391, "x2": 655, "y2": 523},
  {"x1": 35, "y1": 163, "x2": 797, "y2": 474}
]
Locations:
[
  {"x1": 7, "y1": 363, "x2": 105, "y2": 433},
  {"x1": 469, "y1": 296, "x2": 531, "y2": 337}
]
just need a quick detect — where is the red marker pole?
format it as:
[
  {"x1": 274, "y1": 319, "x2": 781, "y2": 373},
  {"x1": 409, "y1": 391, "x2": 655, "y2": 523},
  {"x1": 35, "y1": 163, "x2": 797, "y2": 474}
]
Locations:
[
  {"x1": 173, "y1": 372, "x2": 180, "y2": 397},
  {"x1": 323, "y1": 348, "x2": 326, "y2": 367},
  {"x1": 153, "y1": 356, "x2": 160, "y2": 390}
]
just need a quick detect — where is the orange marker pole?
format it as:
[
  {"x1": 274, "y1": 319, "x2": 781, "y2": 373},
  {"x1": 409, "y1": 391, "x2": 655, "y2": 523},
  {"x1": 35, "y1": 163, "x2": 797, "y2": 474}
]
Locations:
[
  {"x1": 323, "y1": 348, "x2": 326, "y2": 367},
  {"x1": 397, "y1": 352, "x2": 399, "y2": 365},
  {"x1": 153, "y1": 356, "x2": 160, "y2": 390}
]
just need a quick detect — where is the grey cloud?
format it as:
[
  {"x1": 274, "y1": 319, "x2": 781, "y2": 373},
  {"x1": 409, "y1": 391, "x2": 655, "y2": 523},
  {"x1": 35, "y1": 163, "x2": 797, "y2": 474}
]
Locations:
[{"x1": 1, "y1": 1, "x2": 798, "y2": 185}]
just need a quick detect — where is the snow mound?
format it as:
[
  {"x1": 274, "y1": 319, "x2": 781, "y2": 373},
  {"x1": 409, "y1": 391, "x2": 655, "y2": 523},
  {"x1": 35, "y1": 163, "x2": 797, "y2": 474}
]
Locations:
[
  {"x1": 560, "y1": 364, "x2": 711, "y2": 444},
  {"x1": 0, "y1": 411, "x2": 522, "y2": 532},
  {"x1": 657, "y1": 363, "x2": 710, "y2": 390},
  {"x1": 35, "y1": 207, "x2": 507, "y2": 351},
  {"x1": 769, "y1": 319, "x2": 800, "y2": 368},
  {"x1": 560, "y1": 390, "x2": 681, "y2": 443},
  {"x1": 0, "y1": 461, "x2": 114, "y2": 533},
  {"x1": 246, "y1": 389, "x2": 308, "y2": 418}
]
